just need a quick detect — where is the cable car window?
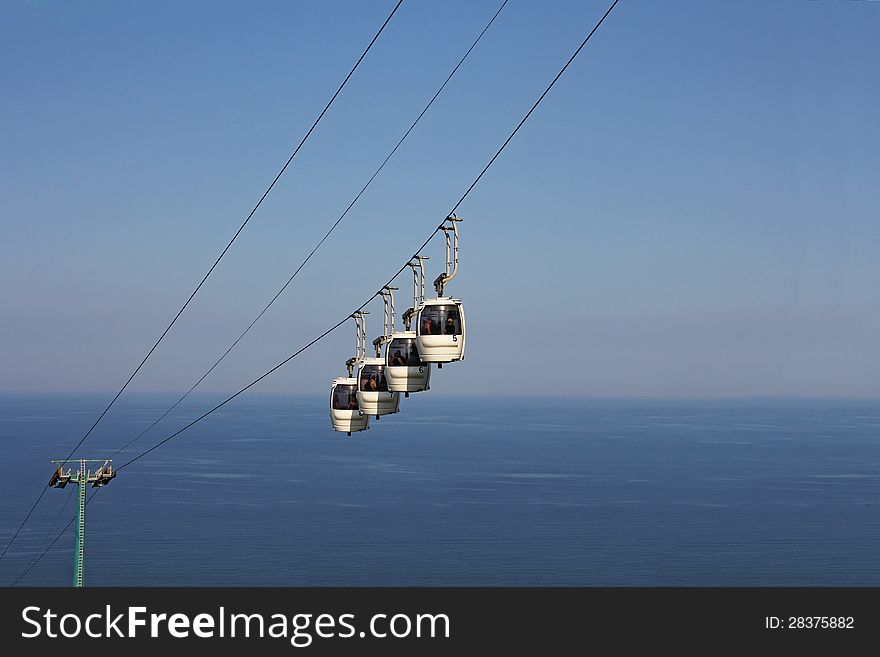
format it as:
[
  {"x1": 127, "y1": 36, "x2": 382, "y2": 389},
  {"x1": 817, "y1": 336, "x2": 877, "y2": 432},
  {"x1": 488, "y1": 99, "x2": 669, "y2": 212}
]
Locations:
[
  {"x1": 387, "y1": 338, "x2": 422, "y2": 366},
  {"x1": 359, "y1": 365, "x2": 389, "y2": 392},
  {"x1": 332, "y1": 384, "x2": 358, "y2": 410},
  {"x1": 419, "y1": 305, "x2": 461, "y2": 336},
  {"x1": 419, "y1": 307, "x2": 441, "y2": 336},
  {"x1": 444, "y1": 307, "x2": 461, "y2": 335}
]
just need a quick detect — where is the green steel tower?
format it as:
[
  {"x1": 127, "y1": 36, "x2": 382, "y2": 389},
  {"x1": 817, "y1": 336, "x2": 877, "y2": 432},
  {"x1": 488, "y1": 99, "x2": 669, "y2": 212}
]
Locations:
[{"x1": 48, "y1": 459, "x2": 116, "y2": 587}]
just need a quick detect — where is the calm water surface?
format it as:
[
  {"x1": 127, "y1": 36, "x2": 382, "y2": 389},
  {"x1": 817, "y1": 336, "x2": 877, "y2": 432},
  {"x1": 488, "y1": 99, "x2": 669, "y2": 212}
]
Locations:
[{"x1": 1, "y1": 394, "x2": 878, "y2": 586}]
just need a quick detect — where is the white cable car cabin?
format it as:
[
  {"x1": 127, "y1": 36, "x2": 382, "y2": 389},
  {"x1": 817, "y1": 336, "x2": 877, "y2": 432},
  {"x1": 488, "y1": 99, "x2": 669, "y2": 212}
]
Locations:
[
  {"x1": 415, "y1": 298, "x2": 465, "y2": 366},
  {"x1": 357, "y1": 290, "x2": 401, "y2": 417},
  {"x1": 384, "y1": 274, "x2": 430, "y2": 397},
  {"x1": 357, "y1": 358, "x2": 400, "y2": 419},
  {"x1": 385, "y1": 333, "x2": 430, "y2": 396},
  {"x1": 415, "y1": 216, "x2": 466, "y2": 367},
  {"x1": 330, "y1": 376, "x2": 369, "y2": 436},
  {"x1": 329, "y1": 315, "x2": 370, "y2": 436}
]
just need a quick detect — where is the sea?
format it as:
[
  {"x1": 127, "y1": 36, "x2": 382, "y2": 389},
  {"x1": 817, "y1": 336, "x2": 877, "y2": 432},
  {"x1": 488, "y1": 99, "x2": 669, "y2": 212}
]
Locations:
[{"x1": 1, "y1": 393, "x2": 878, "y2": 586}]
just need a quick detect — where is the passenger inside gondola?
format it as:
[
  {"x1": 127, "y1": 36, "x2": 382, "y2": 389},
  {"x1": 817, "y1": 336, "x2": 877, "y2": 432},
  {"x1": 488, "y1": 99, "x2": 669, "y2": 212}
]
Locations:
[
  {"x1": 333, "y1": 385, "x2": 358, "y2": 410},
  {"x1": 387, "y1": 338, "x2": 425, "y2": 367},
  {"x1": 445, "y1": 308, "x2": 460, "y2": 335},
  {"x1": 360, "y1": 365, "x2": 389, "y2": 392},
  {"x1": 420, "y1": 306, "x2": 460, "y2": 336}
]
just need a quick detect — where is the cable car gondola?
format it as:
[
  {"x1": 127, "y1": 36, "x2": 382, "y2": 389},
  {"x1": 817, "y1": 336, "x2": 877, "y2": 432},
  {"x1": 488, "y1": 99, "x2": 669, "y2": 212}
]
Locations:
[
  {"x1": 329, "y1": 313, "x2": 370, "y2": 436},
  {"x1": 416, "y1": 215, "x2": 466, "y2": 367},
  {"x1": 384, "y1": 267, "x2": 431, "y2": 397},
  {"x1": 357, "y1": 301, "x2": 400, "y2": 419}
]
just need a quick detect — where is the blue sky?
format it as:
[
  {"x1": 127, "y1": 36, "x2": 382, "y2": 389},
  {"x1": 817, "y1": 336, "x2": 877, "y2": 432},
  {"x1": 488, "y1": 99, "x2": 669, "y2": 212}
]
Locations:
[{"x1": 1, "y1": 0, "x2": 878, "y2": 397}]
